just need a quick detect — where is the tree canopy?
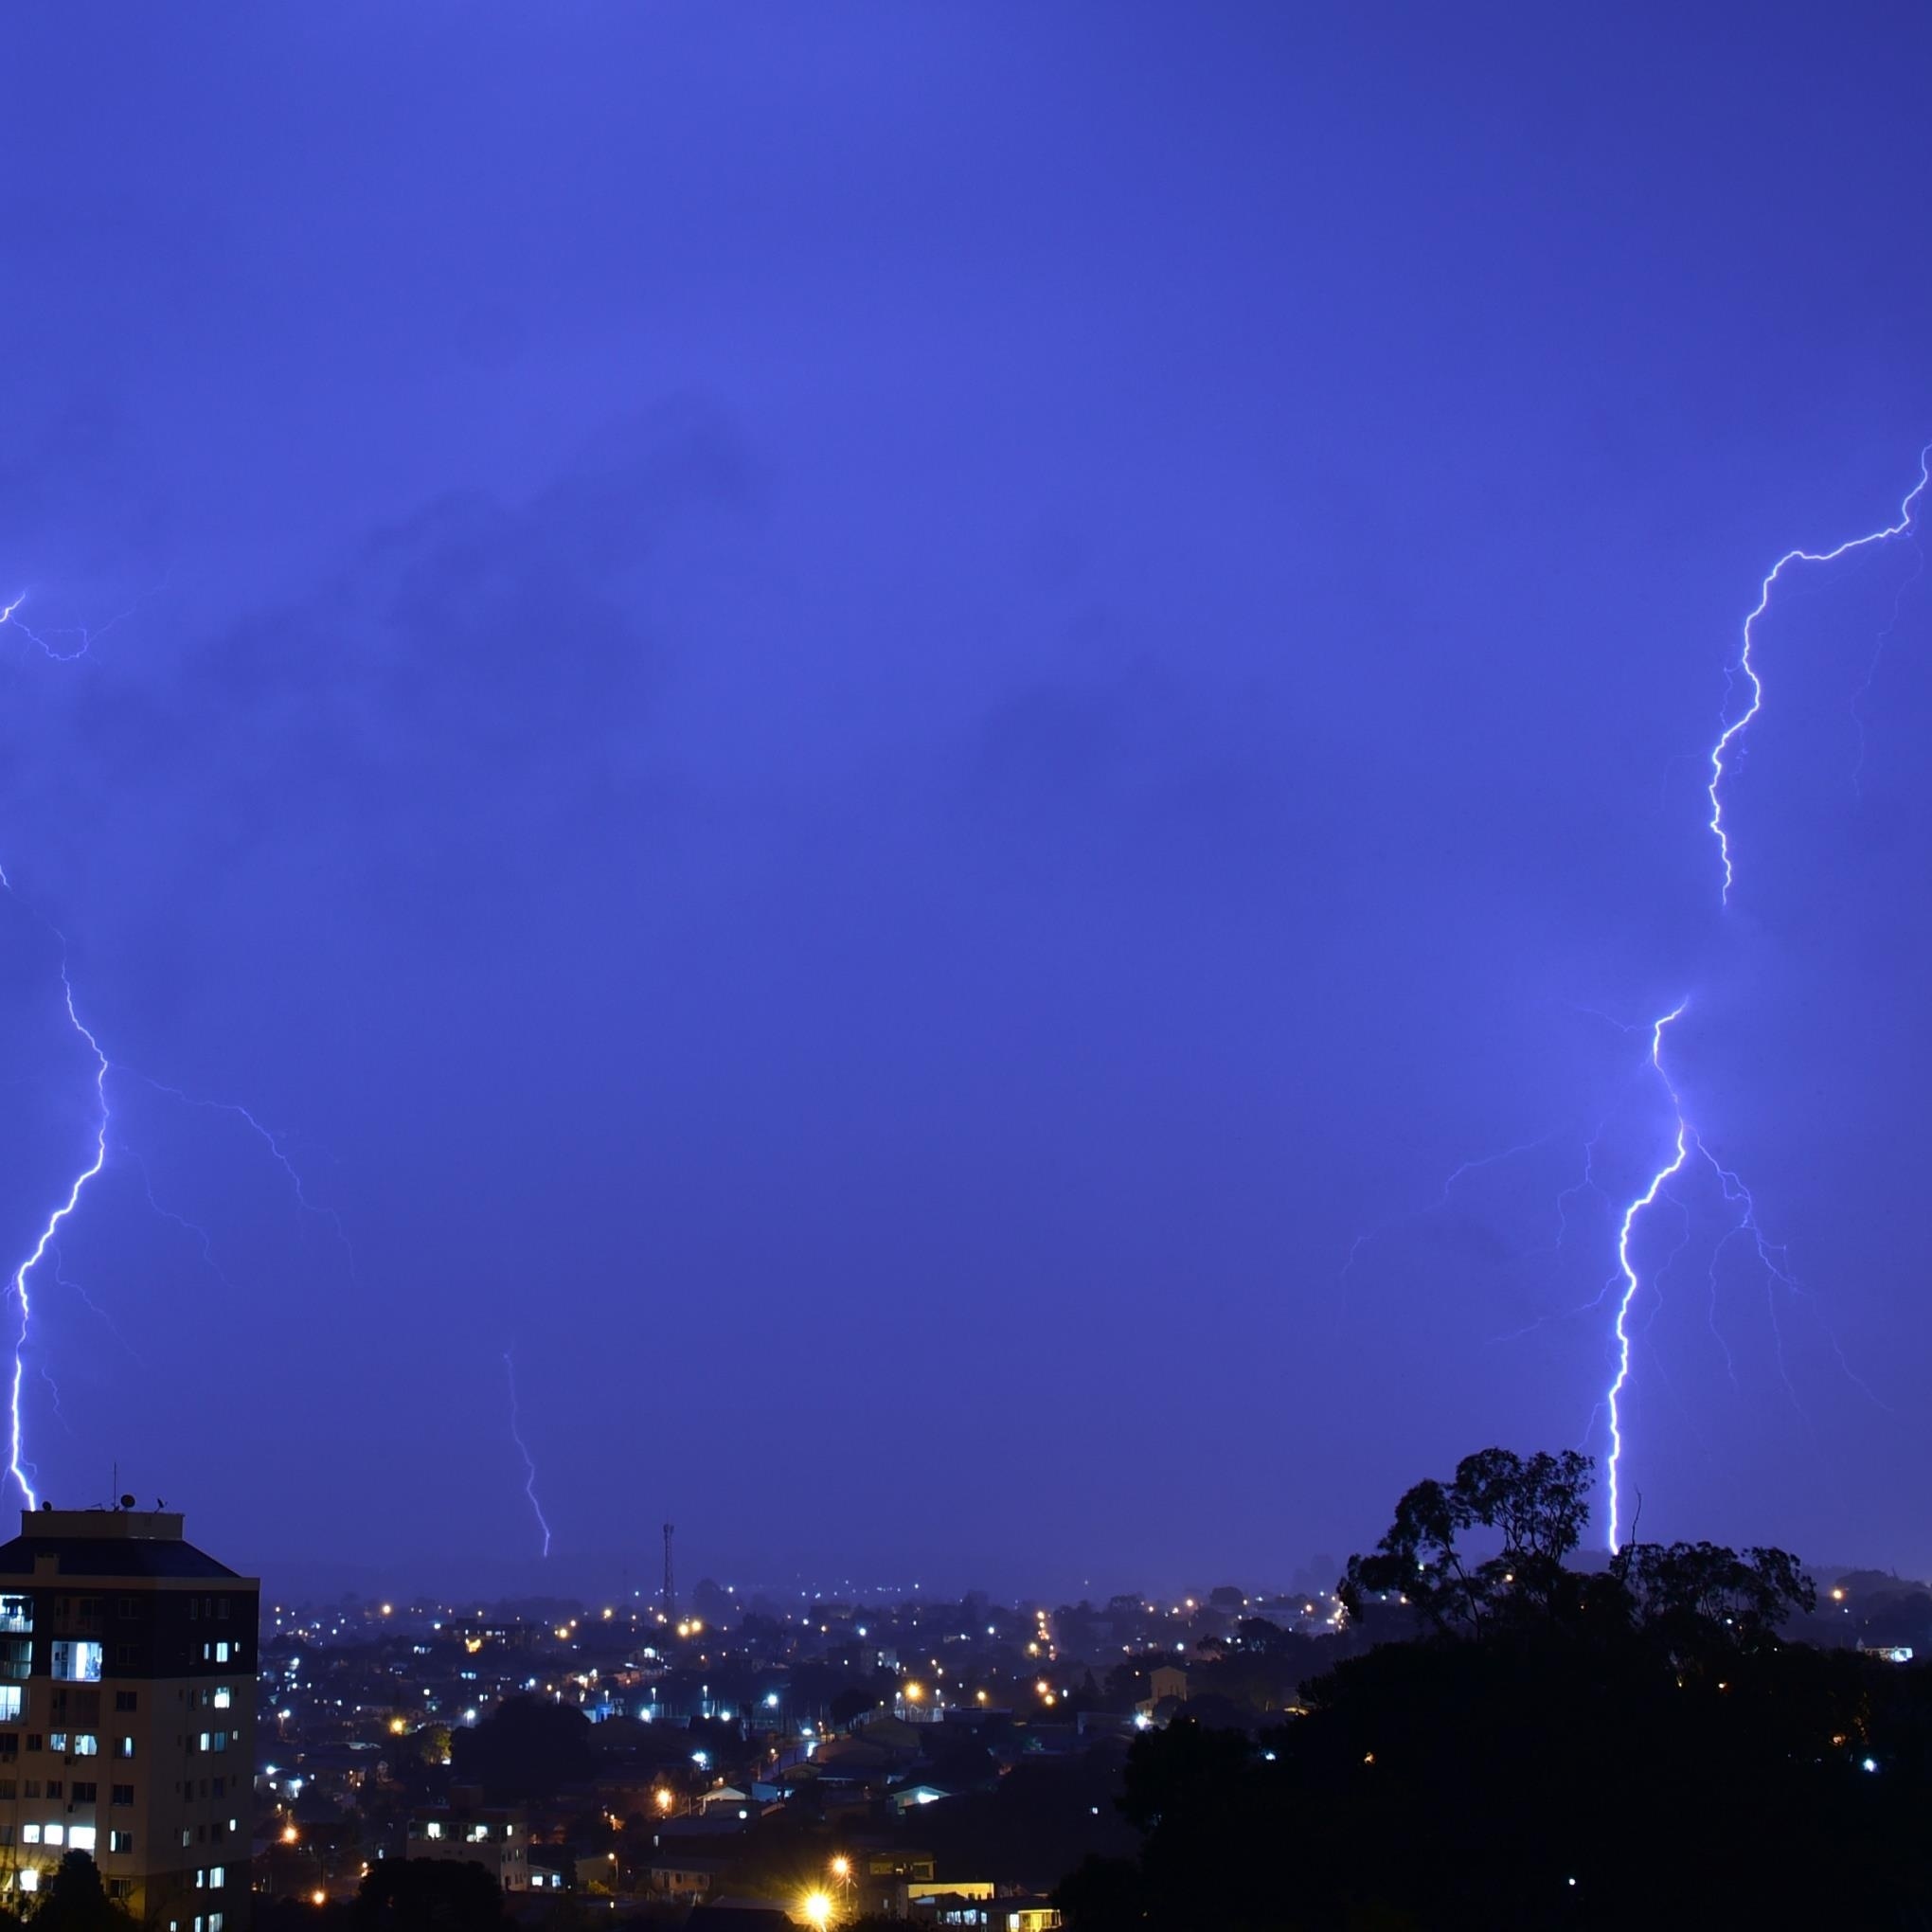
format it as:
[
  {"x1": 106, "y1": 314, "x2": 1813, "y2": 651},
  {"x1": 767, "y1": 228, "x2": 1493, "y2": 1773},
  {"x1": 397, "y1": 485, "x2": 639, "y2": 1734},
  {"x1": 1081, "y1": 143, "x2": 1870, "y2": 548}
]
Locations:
[{"x1": 1058, "y1": 1447, "x2": 1932, "y2": 1930}]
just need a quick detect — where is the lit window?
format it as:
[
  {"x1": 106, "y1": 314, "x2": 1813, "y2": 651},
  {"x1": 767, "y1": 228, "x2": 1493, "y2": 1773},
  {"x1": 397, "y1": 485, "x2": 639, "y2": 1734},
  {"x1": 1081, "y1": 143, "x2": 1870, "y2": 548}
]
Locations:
[
  {"x1": 22, "y1": 1825, "x2": 39, "y2": 1844},
  {"x1": 0, "y1": 1689, "x2": 20, "y2": 1722},
  {"x1": 198, "y1": 1734, "x2": 209, "y2": 1753},
  {"x1": 115, "y1": 1739, "x2": 134, "y2": 1761},
  {"x1": 208, "y1": 1869, "x2": 224, "y2": 1889},
  {"x1": 45, "y1": 1824, "x2": 63, "y2": 1847},
  {"x1": 69, "y1": 1827, "x2": 96, "y2": 1852},
  {"x1": 73, "y1": 1735, "x2": 98, "y2": 1757},
  {"x1": 111, "y1": 1833, "x2": 133, "y2": 1854},
  {"x1": 49, "y1": 1642, "x2": 102, "y2": 1683},
  {"x1": 213, "y1": 1643, "x2": 230, "y2": 1664},
  {"x1": 210, "y1": 1917, "x2": 224, "y2": 1932},
  {"x1": 49, "y1": 1734, "x2": 67, "y2": 1752},
  {"x1": 18, "y1": 1870, "x2": 37, "y2": 1894},
  {"x1": 424, "y1": 1823, "x2": 442, "y2": 1841},
  {"x1": 211, "y1": 1689, "x2": 231, "y2": 1710}
]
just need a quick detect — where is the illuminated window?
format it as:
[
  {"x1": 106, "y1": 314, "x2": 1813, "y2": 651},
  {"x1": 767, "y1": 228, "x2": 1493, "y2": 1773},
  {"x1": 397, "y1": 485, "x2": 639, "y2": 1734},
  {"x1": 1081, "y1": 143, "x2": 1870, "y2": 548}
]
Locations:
[
  {"x1": 48, "y1": 1734, "x2": 66, "y2": 1753},
  {"x1": 115, "y1": 1739, "x2": 134, "y2": 1760},
  {"x1": 49, "y1": 1643, "x2": 101, "y2": 1683},
  {"x1": 111, "y1": 1832, "x2": 133, "y2": 1854},
  {"x1": 70, "y1": 1827, "x2": 96, "y2": 1852},
  {"x1": 423, "y1": 1823, "x2": 443, "y2": 1840},
  {"x1": 208, "y1": 1869, "x2": 224, "y2": 1889},
  {"x1": 22, "y1": 1825, "x2": 39, "y2": 1844},
  {"x1": 73, "y1": 1735, "x2": 98, "y2": 1757},
  {"x1": 18, "y1": 1870, "x2": 37, "y2": 1894},
  {"x1": 0, "y1": 1689, "x2": 21, "y2": 1723},
  {"x1": 211, "y1": 1689, "x2": 231, "y2": 1710},
  {"x1": 45, "y1": 1824, "x2": 63, "y2": 1847}
]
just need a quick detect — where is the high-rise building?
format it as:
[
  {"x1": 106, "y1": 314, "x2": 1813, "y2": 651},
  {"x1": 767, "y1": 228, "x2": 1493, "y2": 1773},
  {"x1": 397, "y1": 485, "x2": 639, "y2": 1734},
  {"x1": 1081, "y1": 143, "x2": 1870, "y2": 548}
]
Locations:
[{"x1": 0, "y1": 1506, "x2": 258, "y2": 1932}]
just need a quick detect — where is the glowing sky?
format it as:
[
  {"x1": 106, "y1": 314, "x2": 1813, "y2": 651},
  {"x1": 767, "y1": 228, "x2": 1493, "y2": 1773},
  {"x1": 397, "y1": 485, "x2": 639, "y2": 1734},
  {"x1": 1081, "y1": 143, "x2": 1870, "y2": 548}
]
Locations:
[{"x1": 3, "y1": 5, "x2": 1931, "y2": 1592}]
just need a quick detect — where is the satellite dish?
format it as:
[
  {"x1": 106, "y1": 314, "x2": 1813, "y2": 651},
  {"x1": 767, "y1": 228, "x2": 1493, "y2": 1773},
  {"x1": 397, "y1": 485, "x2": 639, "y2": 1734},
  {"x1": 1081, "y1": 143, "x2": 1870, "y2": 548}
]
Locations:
[
  {"x1": 38, "y1": 1501, "x2": 51, "y2": 1512},
  {"x1": 119, "y1": 1494, "x2": 135, "y2": 1511}
]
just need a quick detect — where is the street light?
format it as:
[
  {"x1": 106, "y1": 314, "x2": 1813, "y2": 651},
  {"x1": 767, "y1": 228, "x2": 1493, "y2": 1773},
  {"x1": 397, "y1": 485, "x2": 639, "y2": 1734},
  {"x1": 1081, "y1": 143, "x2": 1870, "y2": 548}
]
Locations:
[{"x1": 801, "y1": 1891, "x2": 833, "y2": 1930}]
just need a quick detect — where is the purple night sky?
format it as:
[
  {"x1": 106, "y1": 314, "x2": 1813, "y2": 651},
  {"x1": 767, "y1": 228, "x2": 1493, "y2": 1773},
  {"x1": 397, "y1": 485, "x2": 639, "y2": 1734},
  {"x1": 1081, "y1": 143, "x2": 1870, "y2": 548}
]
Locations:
[{"x1": 2, "y1": 5, "x2": 1930, "y2": 1597}]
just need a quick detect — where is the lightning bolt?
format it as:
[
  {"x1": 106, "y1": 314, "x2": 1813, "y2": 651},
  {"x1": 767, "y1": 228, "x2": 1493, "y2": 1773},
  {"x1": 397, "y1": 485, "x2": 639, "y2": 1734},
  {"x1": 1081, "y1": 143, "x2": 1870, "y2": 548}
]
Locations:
[
  {"x1": 7, "y1": 961, "x2": 111, "y2": 1509},
  {"x1": 1706, "y1": 447, "x2": 1929, "y2": 902},
  {"x1": 504, "y1": 1351, "x2": 552, "y2": 1557},
  {"x1": 1603, "y1": 1002, "x2": 1691, "y2": 1551},
  {"x1": 2, "y1": 586, "x2": 157, "y2": 664},
  {"x1": 1, "y1": 587, "x2": 345, "y2": 1504}
]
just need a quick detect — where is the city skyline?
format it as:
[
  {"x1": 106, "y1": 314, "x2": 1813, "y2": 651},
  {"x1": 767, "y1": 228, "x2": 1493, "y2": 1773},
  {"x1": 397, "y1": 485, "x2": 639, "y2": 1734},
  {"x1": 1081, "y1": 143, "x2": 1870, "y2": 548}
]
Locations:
[{"x1": 4, "y1": 6, "x2": 1932, "y2": 1585}]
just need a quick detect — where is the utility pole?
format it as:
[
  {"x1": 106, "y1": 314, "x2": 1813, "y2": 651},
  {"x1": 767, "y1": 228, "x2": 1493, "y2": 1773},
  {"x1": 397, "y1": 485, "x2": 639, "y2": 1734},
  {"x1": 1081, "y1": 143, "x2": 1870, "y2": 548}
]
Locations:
[{"x1": 662, "y1": 1522, "x2": 676, "y2": 1622}]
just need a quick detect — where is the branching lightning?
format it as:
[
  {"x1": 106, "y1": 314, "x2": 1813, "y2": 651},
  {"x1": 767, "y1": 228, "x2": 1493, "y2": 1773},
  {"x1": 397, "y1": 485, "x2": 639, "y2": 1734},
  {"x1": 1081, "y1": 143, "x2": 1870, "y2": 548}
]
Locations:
[
  {"x1": 504, "y1": 1351, "x2": 552, "y2": 1558},
  {"x1": 0, "y1": 586, "x2": 345, "y2": 1506},
  {"x1": 1600, "y1": 450, "x2": 1926, "y2": 1546},
  {"x1": 1706, "y1": 448, "x2": 1929, "y2": 901},
  {"x1": 1602, "y1": 1004, "x2": 1690, "y2": 1550},
  {"x1": 6, "y1": 962, "x2": 110, "y2": 1508}
]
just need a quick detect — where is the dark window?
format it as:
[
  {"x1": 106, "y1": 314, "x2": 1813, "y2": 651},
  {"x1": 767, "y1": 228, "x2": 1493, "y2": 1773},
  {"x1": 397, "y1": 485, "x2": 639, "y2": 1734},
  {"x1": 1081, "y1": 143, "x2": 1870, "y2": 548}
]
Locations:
[
  {"x1": 107, "y1": 1878, "x2": 133, "y2": 1899},
  {"x1": 72, "y1": 1781, "x2": 96, "y2": 1802},
  {"x1": 211, "y1": 1777, "x2": 224, "y2": 1798},
  {"x1": 116, "y1": 1600, "x2": 137, "y2": 1620},
  {"x1": 111, "y1": 1786, "x2": 134, "y2": 1807},
  {"x1": 46, "y1": 1781, "x2": 62, "y2": 1799},
  {"x1": 113, "y1": 1646, "x2": 135, "y2": 1667},
  {"x1": 23, "y1": 1780, "x2": 39, "y2": 1799},
  {"x1": 217, "y1": 1601, "x2": 229, "y2": 1621},
  {"x1": 114, "y1": 1692, "x2": 135, "y2": 1713},
  {"x1": 0, "y1": 1779, "x2": 13, "y2": 1798},
  {"x1": 26, "y1": 1735, "x2": 41, "y2": 1753}
]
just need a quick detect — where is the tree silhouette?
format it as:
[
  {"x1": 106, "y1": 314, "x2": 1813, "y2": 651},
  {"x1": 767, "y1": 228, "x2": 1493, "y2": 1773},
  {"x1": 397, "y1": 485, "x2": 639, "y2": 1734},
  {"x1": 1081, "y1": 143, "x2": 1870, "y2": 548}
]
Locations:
[{"x1": 1060, "y1": 1447, "x2": 1932, "y2": 1931}]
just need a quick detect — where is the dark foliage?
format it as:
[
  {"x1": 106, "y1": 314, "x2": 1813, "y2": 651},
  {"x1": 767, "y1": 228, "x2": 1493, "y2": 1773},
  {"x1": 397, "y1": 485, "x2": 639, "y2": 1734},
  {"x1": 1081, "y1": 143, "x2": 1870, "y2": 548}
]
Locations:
[
  {"x1": 447, "y1": 1696, "x2": 593, "y2": 1800},
  {"x1": 355, "y1": 1859, "x2": 510, "y2": 1932},
  {"x1": 27, "y1": 1855, "x2": 130, "y2": 1932},
  {"x1": 1059, "y1": 1448, "x2": 1932, "y2": 1930}
]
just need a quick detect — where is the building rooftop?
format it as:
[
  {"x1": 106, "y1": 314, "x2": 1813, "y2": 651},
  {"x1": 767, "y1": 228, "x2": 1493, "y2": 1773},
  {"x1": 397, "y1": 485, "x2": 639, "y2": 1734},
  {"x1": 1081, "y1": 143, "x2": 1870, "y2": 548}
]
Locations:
[{"x1": 0, "y1": 1507, "x2": 247, "y2": 1580}]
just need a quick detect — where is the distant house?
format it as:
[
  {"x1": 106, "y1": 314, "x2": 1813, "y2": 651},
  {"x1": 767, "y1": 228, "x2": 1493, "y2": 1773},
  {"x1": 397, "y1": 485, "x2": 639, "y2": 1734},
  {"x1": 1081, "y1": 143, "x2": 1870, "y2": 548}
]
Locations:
[
  {"x1": 899, "y1": 1883, "x2": 1061, "y2": 1930},
  {"x1": 526, "y1": 1850, "x2": 573, "y2": 1894},
  {"x1": 686, "y1": 1905, "x2": 796, "y2": 1932},
  {"x1": 886, "y1": 1782, "x2": 954, "y2": 1815},
  {"x1": 647, "y1": 1849, "x2": 733, "y2": 1900},
  {"x1": 403, "y1": 1800, "x2": 529, "y2": 1893}
]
